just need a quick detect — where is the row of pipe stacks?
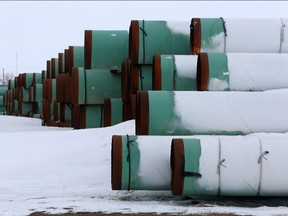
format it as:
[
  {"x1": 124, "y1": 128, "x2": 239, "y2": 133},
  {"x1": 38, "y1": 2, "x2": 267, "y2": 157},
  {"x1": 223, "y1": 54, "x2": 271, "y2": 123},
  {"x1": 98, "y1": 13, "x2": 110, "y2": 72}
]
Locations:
[{"x1": 4, "y1": 18, "x2": 288, "y2": 196}]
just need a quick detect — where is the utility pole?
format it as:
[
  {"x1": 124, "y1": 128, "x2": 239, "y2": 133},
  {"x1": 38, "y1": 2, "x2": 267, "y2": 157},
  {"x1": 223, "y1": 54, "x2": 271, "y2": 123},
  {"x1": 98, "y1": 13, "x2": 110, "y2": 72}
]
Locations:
[
  {"x1": 2, "y1": 68, "x2": 4, "y2": 85},
  {"x1": 16, "y1": 52, "x2": 18, "y2": 75}
]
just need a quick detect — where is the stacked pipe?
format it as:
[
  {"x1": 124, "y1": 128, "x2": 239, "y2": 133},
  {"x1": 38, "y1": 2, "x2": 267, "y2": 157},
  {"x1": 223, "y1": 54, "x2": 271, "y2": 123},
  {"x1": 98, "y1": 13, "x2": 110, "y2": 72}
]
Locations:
[
  {"x1": 122, "y1": 20, "x2": 191, "y2": 120},
  {"x1": 111, "y1": 134, "x2": 288, "y2": 196},
  {"x1": 42, "y1": 59, "x2": 58, "y2": 126},
  {"x1": 190, "y1": 18, "x2": 288, "y2": 54},
  {"x1": 42, "y1": 45, "x2": 84, "y2": 127},
  {"x1": 55, "y1": 49, "x2": 73, "y2": 127},
  {"x1": 70, "y1": 30, "x2": 128, "y2": 128},
  {"x1": 171, "y1": 136, "x2": 288, "y2": 196},
  {"x1": 111, "y1": 17, "x2": 288, "y2": 197},
  {"x1": 0, "y1": 85, "x2": 8, "y2": 114},
  {"x1": 5, "y1": 73, "x2": 42, "y2": 117}
]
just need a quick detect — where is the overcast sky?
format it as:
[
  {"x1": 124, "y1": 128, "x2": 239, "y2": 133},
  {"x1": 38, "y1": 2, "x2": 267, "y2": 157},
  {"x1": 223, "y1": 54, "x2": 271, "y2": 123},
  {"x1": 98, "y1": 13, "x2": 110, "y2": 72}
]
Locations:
[{"x1": 1, "y1": 1, "x2": 288, "y2": 75}]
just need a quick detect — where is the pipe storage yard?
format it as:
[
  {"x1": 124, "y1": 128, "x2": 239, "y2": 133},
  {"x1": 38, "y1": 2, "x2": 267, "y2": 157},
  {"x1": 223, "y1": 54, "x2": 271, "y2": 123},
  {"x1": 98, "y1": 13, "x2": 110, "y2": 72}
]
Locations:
[{"x1": 4, "y1": 17, "x2": 288, "y2": 199}]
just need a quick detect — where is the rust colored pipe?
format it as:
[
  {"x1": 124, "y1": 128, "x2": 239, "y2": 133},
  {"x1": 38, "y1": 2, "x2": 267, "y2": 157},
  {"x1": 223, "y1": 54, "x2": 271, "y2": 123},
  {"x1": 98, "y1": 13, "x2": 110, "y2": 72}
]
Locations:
[
  {"x1": 197, "y1": 53, "x2": 209, "y2": 91},
  {"x1": 68, "y1": 46, "x2": 74, "y2": 76},
  {"x1": 71, "y1": 68, "x2": 79, "y2": 105},
  {"x1": 129, "y1": 20, "x2": 139, "y2": 64},
  {"x1": 136, "y1": 91, "x2": 149, "y2": 135},
  {"x1": 111, "y1": 135, "x2": 123, "y2": 190},
  {"x1": 123, "y1": 94, "x2": 136, "y2": 121},
  {"x1": 103, "y1": 98, "x2": 111, "y2": 127},
  {"x1": 152, "y1": 55, "x2": 162, "y2": 90},
  {"x1": 121, "y1": 59, "x2": 131, "y2": 103},
  {"x1": 85, "y1": 30, "x2": 92, "y2": 70},
  {"x1": 170, "y1": 138, "x2": 185, "y2": 195},
  {"x1": 46, "y1": 60, "x2": 51, "y2": 79},
  {"x1": 58, "y1": 53, "x2": 64, "y2": 74},
  {"x1": 190, "y1": 18, "x2": 201, "y2": 54},
  {"x1": 121, "y1": 60, "x2": 139, "y2": 103}
]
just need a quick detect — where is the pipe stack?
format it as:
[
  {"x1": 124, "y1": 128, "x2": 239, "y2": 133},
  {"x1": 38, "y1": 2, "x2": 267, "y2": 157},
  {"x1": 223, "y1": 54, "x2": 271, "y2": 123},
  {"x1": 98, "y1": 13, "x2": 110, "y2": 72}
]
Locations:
[
  {"x1": 122, "y1": 20, "x2": 191, "y2": 120},
  {"x1": 70, "y1": 30, "x2": 128, "y2": 128},
  {"x1": 5, "y1": 73, "x2": 42, "y2": 117},
  {"x1": 3, "y1": 16, "x2": 288, "y2": 196},
  {"x1": 112, "y1": 17, "x2": 288, "y2": 197},
  {"x1": 0, "y1": 85, "x2": 7, "y2": 114}
]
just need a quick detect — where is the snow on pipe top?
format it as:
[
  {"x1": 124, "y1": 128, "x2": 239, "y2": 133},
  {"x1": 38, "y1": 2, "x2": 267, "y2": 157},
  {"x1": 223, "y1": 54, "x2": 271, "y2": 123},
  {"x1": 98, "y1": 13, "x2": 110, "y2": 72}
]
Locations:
[{"x1": 191, "y1": 18, "x2": 288, "y2": 54}]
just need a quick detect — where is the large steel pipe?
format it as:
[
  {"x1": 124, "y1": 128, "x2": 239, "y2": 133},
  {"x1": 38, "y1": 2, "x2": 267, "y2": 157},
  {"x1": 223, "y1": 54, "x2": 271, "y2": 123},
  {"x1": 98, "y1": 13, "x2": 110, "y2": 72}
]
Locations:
[
  {"x1": 197, "y1": 53, "x2": 288, "y2": 91},
  {"x1": 85, "y1": 30, "x2": 128, "y2": 71},
  {"x1": 171, "y1": 136, "x2": 288, "y2": 196},
  {"x1": 136, "y1": 90, "x2": 288, "y2": 135},
  {"x1": 153, "y1": 54, "x2": 198, "y2": 91},
  {"x1": 129, "y1": 20, "x2": 190, "y2": 65},
  {"x1": 191, "y1": 18, "x2": 288, "y2": 54}
]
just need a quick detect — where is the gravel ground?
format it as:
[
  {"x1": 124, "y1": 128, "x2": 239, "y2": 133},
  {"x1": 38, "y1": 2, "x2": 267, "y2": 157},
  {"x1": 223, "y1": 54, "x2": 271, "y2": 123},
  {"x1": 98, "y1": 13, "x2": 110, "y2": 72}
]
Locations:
[{"x1": 30, "y1": 213, "x2": 238, "y2": 216}]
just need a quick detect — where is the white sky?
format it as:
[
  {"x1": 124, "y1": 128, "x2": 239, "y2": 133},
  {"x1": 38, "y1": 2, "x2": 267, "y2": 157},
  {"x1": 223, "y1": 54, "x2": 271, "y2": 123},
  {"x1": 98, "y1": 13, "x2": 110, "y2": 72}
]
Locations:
[{"x1": 0, "y1": 1, "x2": 287, "y2": 74}]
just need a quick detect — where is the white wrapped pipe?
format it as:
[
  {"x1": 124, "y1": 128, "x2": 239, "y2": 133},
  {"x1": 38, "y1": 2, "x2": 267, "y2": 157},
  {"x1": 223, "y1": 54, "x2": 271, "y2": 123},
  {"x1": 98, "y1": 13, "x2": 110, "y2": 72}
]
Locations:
[
  {"x1": 171, "y1": 136, "x2": 288, "y2": 196},
  {"x1": 191, "y1": 18, "x2": 288, "y2": 54}
]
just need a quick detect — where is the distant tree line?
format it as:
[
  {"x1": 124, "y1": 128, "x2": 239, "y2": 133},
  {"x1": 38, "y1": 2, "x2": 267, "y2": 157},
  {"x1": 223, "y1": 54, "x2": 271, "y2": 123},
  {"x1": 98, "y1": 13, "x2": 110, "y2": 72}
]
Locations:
[{"x1": 0, "y1": 71, "x2": 15, "y2": 85}]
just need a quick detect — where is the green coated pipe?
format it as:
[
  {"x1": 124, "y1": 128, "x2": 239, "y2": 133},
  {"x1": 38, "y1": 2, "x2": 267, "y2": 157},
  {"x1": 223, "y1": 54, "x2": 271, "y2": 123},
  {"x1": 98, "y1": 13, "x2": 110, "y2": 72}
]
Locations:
[
  {"x1": 85, "y1": 30, "x2": 128, "y2": 71},
  {"x1": 104, "y1": 98, "x2": 123, "y2": 127},
  {"x1": 0, "y1": 96, "x2": 4, "y2": 106},
  {"x1": 72, "y1": 68, "x2": 121, "y2": 105},
  {"x1": 191, "y1": 18, "x2": 287, "y2": 54},
  {"x1": 153, "y1": 55, "x2": 198, "y2": 91},
  {"x1": 129, "y1": 20, "x2": 190, "y2": 64},
  {"x1": 136, "y1": 90, "x2": 288, "y2": 135},
  {"x1": 33, "y1": 72, "x2": 42, "y2": 84},
  {"x1": 171, "y1": 136, "x2": 288, "y2": 196},
  {"x1": 19, "y1": 101, "x2": 33, "y2": 116},
  {"x1": 66, "y1": 46, "x2": 85, "y2": 75},
  {"x1": 33, "y1": 84, "x2": 43, "y2": 102},
  {"x1": 112, "y1": 135, "x2": 199, "y2": 191},
  {"x1": 23, "y1": 73, "x2": 34, "y2": 88},
  {"x1": 86, "y1": 69, "x2": 121, "y2": 104},
  {"x1": 84, "y1": 104, "x2": 104, "y2": 128},
  {"x1": 20, "y1": 87, "x2": 30, "y2": 102},
  {"x1": 0, "y1": 105, "x2": 5, "y2": 113},
  {"x1": 0, "y1": 85, "x2": 8, "y2": 96},
  {"x1": 198, "y1": 53, "x2": 288, "y2": 91}
]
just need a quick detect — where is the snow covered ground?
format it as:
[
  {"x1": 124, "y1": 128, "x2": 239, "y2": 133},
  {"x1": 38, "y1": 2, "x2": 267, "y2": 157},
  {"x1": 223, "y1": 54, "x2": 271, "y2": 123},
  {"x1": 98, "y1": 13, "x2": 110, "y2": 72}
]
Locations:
[{"x1": 1, "y1": 115, "x2": 288, "y2": 216}]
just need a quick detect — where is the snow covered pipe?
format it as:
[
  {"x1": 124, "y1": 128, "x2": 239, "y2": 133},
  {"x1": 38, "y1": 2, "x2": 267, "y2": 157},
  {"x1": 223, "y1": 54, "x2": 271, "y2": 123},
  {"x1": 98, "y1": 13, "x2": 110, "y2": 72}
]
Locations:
[
  {"x1": 171, "y1": 136, "x2": 288, "y2": 196},
  {"x1": 198, "y1": 53, "x2": 288, "y2": 91},
  {"x1": 103, "y1": 98, "x2": 123, "y2": 127},
  {"x1": 85, "y1": 30, "x2": 128, "y2": 71},
  {"x1": 112, "y1": 134, "x2": 196, "y2": 190},
  {"x1": 191, "y1": 18, "x2": 288, "y2": 54},
  {"x1": 71, "y1": 68, "x2": 121, "y2": 105},
  {"x1": 129, "y1": 20, "x2": 190, "y2": 65},
  {"x1": 136, "y1": 90, "x2": 288, "y2": 135},
  {"x1": 153, "y1": 54, "x2": 198, "y2": 91}
]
